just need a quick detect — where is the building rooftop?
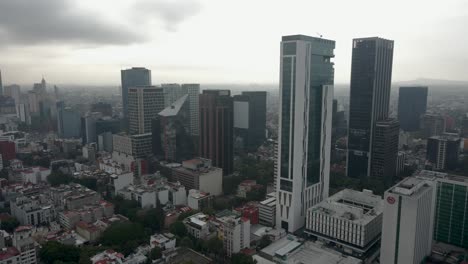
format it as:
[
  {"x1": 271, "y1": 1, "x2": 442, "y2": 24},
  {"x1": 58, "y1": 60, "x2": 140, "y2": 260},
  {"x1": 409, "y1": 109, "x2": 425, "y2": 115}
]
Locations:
[
  {"x1": 0, "y1": 247, "x2": 20, "y2": 261},
  {"x1": 169, "y1": 247, "x2": 212, "y2": 264},
  {"x1": 308, "y1": 189, "x2": 383, "y2": 225},
  {"x1": 260, "y1": 236, "x2": 361, "y2": 264},
  {"x1": 390, "y1": 177, "x2": 429, "y2": 196}
]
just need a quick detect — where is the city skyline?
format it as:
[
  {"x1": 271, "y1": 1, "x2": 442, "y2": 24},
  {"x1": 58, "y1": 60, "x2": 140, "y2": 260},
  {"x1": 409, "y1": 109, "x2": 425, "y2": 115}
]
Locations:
[{"x1": 0, "y1": 0, "x2": 467, "y2": 85}]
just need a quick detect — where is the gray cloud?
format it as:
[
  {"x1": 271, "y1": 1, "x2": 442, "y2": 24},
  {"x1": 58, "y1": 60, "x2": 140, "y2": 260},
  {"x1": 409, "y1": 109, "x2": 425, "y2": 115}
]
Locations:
[
  {"x1": 132, "y1": 0, "x2": 202, "y2": 32},
  {"x1": 0, "y1": 0, "x2": 145, "y2": 46}
]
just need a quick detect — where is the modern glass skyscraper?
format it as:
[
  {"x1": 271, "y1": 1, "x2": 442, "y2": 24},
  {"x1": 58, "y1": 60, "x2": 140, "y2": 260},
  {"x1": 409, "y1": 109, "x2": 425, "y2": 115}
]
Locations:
[
  {"x1": 276, "y1": 35, "x2": 334, "y2": 233},
  {"x1": 0, "y1": 70, "x2": 3, "y2": 96},
  {"x1": 121, "y1": 67, "x2": 152, "y2": 119},
  {"x1": 347, "y1": 37, "x2": 394, "y2": 178},
  {"x1": 233, "y1": 91, "x2": 267, "y2": 152},
  {"x1": 199, "y1": 90, "x2": 234, "y2": 175},
  {"x1": 398, "y1": 86, "x2": 428, "y2": 131}
]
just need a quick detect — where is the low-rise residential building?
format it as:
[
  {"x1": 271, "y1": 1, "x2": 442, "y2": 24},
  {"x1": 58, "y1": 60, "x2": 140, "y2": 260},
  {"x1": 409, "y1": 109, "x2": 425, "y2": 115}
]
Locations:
[
  {"x1": 110, "y1": 172, "x2": 133, "y2": 194},
  {"x1": 0, "y1": 247, "x2": 20, "y2": 264},
  {"x1": 187, "y1": 189, "x2": 213, "y2": 210},
  {"x1": 91, "y1": 249, "x2": 147, "y2": 264},
  {"x1": 237, "y1": 180, "x2": 263, "y2": 198},
  {"x1": 58, "y1": 201, "x2": 114, "y2": 229},
  {"x1": 235, "y1": 203, "x2": 259, "y2": 225},
  {"x1": 218, "y1": 215, "x2": 250, "y2": 257},
  {"x1": 184, "y1": 213, "x2": 211, "y2": 240},
  {"x1": 50, "y1": 183, "x2": 101, "y2": 210},
  {"x1": 166, "y1": 181, "x2": 187, "y2": 206},
  {"x1": 305, "y1": 189, "x2": 383, "y2": 261},
  {"x1": 150, "y1": 233, "x2": 176, "y2": 250},
  {"x1": 117, "y1": 185, "x2": 157, "y2": 208},
  {"x1": 13, "y1": 226, "x2": 37, "y2": 264},
  {"x1": 91, "y1": 249, "x2": 125, "y2": 264},
  {"x1": 172, "y1": 158, "x2": 222, "y2": 196},
  {"x1": 18, "y1": 167, "x2": 50, "y2": 184},
  {"x1": 258, "y1": 193, "x2": 276, "y2": 227},
  {"x1": 10, "y1": 196, "x2": 55, "y2": 226}
]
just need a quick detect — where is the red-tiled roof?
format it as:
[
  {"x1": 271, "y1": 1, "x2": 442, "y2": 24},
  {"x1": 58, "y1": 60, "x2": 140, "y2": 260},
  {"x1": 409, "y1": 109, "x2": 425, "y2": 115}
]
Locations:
[{"x1": 0, "y1": 247, "x2": 20, "y2": 260}]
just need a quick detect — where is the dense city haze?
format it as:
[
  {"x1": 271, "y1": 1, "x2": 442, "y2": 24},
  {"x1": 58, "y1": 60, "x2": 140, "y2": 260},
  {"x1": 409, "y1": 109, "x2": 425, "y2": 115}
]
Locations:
[{"x1": 1, "y1": 0, "x2": 468, "y2": 85}]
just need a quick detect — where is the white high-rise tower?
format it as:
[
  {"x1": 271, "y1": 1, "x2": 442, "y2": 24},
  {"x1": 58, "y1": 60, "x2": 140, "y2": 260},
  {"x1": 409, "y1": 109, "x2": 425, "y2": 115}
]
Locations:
[{"x1": 276, "y1": 35, "x2": 335, "y2": 233}]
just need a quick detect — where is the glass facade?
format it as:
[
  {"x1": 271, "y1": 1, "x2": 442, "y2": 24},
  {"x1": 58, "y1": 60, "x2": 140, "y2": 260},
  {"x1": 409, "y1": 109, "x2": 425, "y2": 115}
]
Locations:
[
  {"x1": 306, "y1": 51, "x2": 333, "y2": 186},
  {"x1": 347, "y1": 38, "x2": 394, "y2": 178},
  {"x1": 434, "y1": 182, "x2": 468, "y2": 248},
  {"x1": 280, "y1": 56, "x2": 294, "y2": 180}
]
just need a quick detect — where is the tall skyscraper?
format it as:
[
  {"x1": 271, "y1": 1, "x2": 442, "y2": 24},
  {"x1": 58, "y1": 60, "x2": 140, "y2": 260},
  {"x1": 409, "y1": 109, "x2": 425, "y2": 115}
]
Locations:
[
  {"x1": 347, "y1": 37, "x2": 394, "y2": 178},
  {"x1": 199, "y1": 90, "x2": 233, "y2": 175},
  {"x1": 182, "y1": 84, "x2": 200, "y2": 137},
  {"x1": 161, "y1": 83, "x2": 200, "y2": 137},
  {"x1": 121, "y1": 67, "x2": 151, "y2": 119},
  {"x1": 370, "y1": 119, "x2": 399, "y2": 182},
  {"x1": 380, "y1": 177, "x2": 435, "y2": 264},
  {"x1": 430, "y1": 172, "x2": 468, "y2": 248},
  {"x1": 275, "y1": 35, "x2": 334, "y2": 233},
  {"x1": 233, "y1": 91, "x2": 267, "y2": 152},
  {"x1": 398, "y1": 86, "x2": 428, "y2": 131},
  {"x1": 420, "y1": 113, "x2": 445, "y2": 138},
  {"x1": 128, "y1": 86, "x2": 165, "y2": 135},
  {"x1": 152, "y1": 94, "x2": 194, "y2": 162},
  {"x1": 57, "y1": 101, "x2": 81, "y2": 138},
  {"x1": 4, "y1": 85, "x2": 21, "y2": 106},
  {"x1": 0, "y1": 70, "x2": 3, "y2": 96},
  {"x1": 426, "y1": 134, "x2": 460, "y2": 170}
]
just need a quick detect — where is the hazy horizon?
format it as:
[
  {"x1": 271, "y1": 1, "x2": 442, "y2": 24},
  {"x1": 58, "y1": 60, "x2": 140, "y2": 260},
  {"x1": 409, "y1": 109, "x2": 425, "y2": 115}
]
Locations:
[{"x1": 1, "y1": 0, "x2": 467, "y2": 85}]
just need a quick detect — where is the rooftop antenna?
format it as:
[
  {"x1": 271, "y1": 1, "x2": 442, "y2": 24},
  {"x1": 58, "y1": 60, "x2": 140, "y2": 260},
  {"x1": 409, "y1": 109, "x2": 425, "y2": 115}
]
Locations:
[{"x1": 316, "y1": 32, "x2": 323, "y2": 38}]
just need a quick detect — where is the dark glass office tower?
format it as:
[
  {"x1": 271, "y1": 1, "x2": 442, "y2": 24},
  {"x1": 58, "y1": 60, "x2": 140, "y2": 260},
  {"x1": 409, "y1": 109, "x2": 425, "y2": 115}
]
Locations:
[
  {"x1": 0, "y1": 70, "x2": 3, "y2": 96},
  {"x1": 233, "y1": 91, "x2": 267, "y2": 152},
  {"x1": 347, "y1": 37, "x2": 394, "y2": 178},
  {"x1": 199, "y1": 90, "x2": 233, "y2": 175},
  {"x1": 121, "y1": 67, "x2": 151, "y2": 119},
  {"x1": 370, "y1": 119, "x2": 399, "y2": 182},
  {"x1": 398, "y1": 86, "x2": 428, "y2": 131}
]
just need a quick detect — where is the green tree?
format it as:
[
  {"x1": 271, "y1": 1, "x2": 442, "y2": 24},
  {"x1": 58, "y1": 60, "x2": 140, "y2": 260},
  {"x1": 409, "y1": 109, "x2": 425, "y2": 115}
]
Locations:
[
  {"x1": 140, "y1": 206, "x2": 164, "y2": 232},
  {"x1": 39, "y1": 241, "x2": 81, "y2": 264},
  {"x1": 73, "y1": 177, "x2": 97, "y2": 191},
  {"x1": 246, "y1": 187, "x2": 266, "y2": 202},
  {"x1": 180, "y1": 236, "x2": 194, "y2": 249},
  {"x1": 204, "y1": 237, "x2": 223, "y2": 257},
  {"x1": 47, "y1": 171, "x2": 73, "y2": 186},
  {"x1": 231, "y1": 253, "x2": 257, "y2": 264},
  {"x1": 0, "y1": 168, "x2": 8, "y2": 179},
  {"x1": 149, "y1": 247, "x2": 162, "y2": 260},
  {"x1": 111, "y1": 195, "x2": 140, "y2": 221},
  {"x1": 100, "y1": 222, "x2": 146, "y2": 254},
  {"x1": 0, "y1": 217, "x2": 19, "y2": 233},
  {"x1": 170, "y1": 221, "x2": 187, "y2": 237}
]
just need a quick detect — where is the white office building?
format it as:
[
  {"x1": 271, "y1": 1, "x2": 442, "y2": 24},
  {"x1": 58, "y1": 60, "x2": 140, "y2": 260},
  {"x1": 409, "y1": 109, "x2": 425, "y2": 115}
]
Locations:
[
  {"x1": 276, "y1": 35, "x2": 335, "y2": 232},
  {"x1": 183, "y1": 213, "x2": 210, "y2": 240},
  {"x1": 259, "y1": 193, "x2": 276, "y2": 227},
  {"x1": 128, "y1": 86, "x2": 165, "y2": 135},
  {"x1": 305, "y1": 189, "x2": 383, "y2": 259},
  {"x1": 380, "y1": 177, "x2": 436, "y2": 264}
]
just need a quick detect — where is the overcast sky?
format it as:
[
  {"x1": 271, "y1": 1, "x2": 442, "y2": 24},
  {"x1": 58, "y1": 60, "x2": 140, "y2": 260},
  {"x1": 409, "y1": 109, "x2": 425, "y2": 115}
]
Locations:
[{"x1": 0, "y1": 0, "x2": 467, "y2": 86}]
